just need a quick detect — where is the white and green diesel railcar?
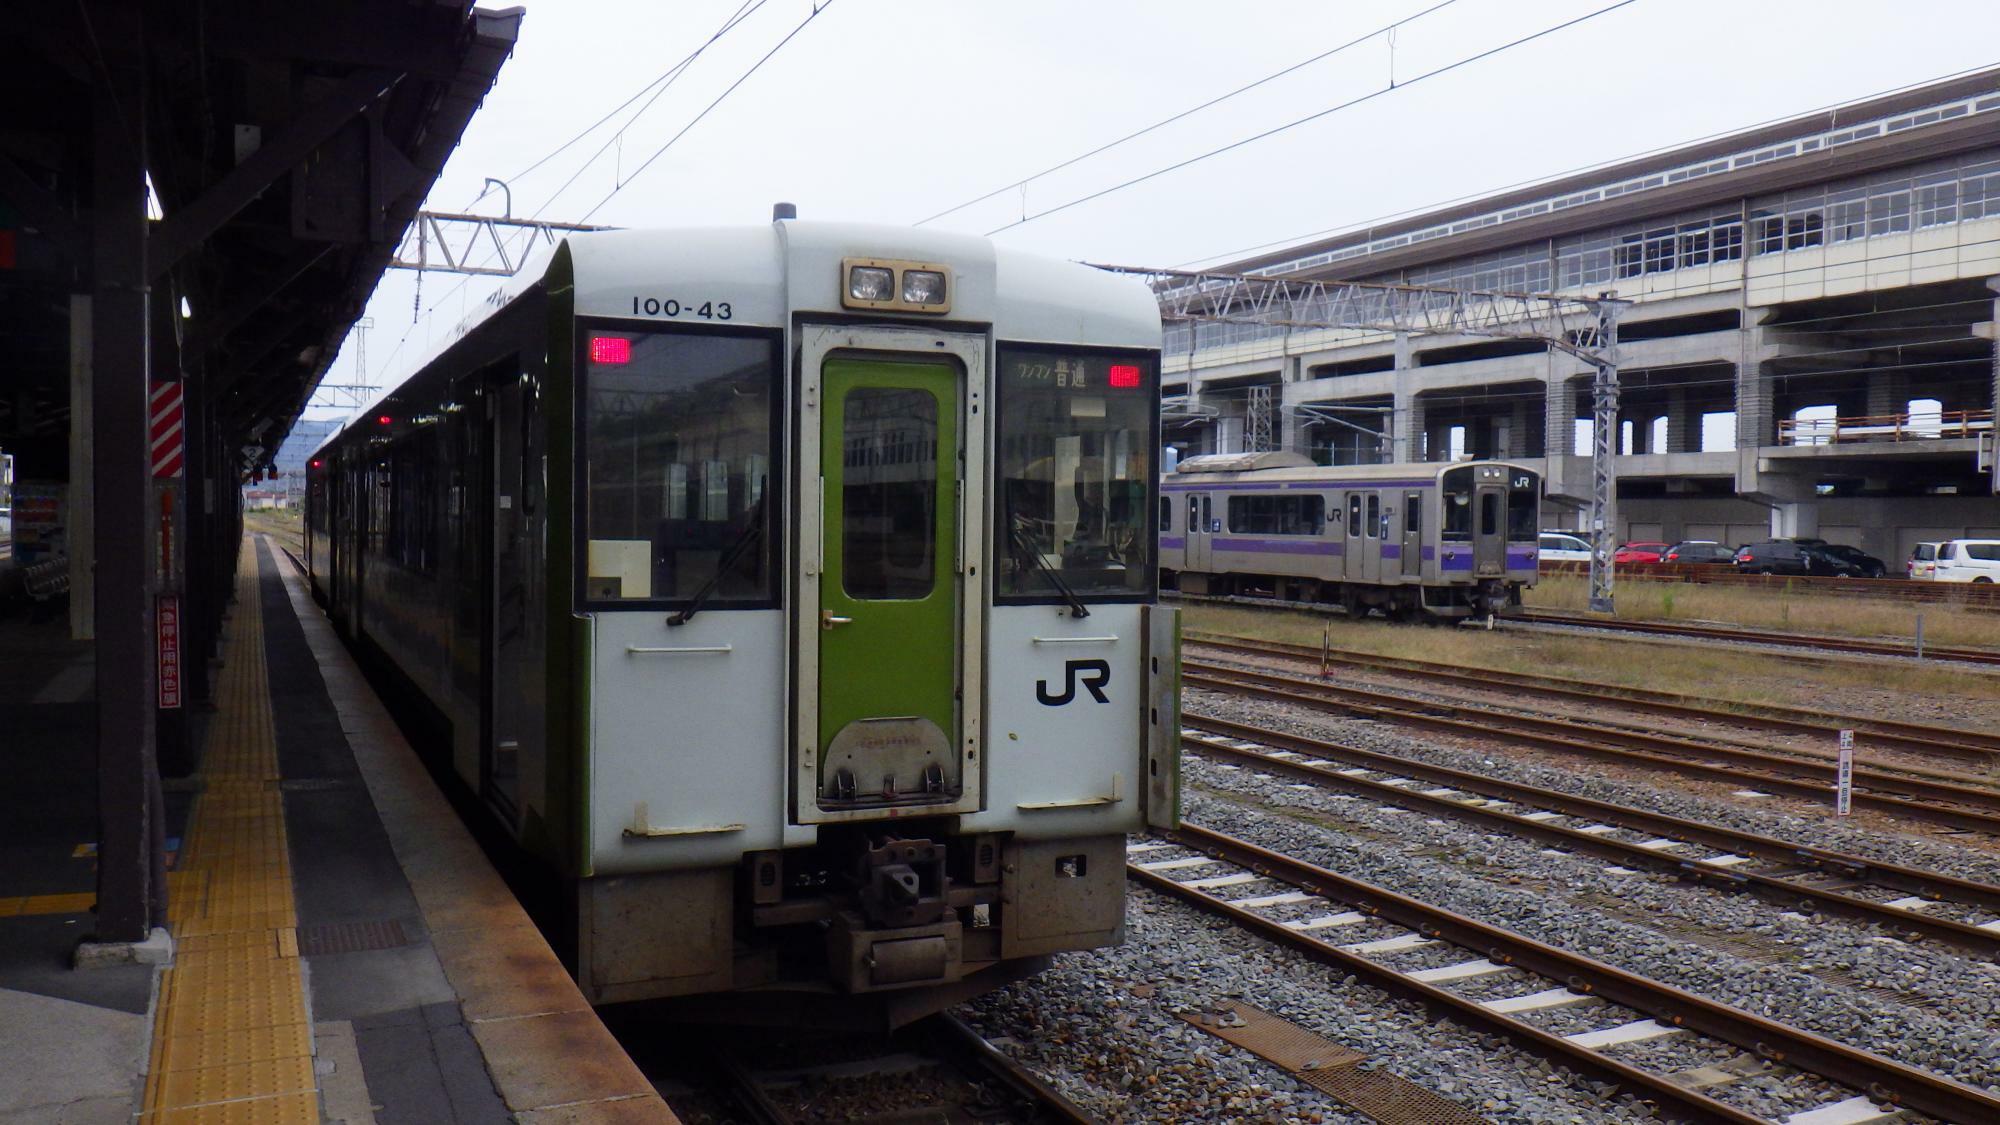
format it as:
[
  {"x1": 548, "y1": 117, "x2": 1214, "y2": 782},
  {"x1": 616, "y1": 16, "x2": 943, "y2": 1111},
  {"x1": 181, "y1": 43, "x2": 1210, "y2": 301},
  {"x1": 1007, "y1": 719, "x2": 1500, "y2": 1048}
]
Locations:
[{"x1": 306, "y1": 219, "x2": 1178, "y2": 1023}]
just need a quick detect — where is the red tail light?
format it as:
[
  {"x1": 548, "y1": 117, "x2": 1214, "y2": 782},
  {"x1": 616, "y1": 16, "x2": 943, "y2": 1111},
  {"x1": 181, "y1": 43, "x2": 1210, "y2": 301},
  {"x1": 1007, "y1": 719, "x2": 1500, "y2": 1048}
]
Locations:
[
  {"x1": 590, "y1": 336, "x2": 632, "y2": 364},
  {"x1": 1108, "y1": 363, "x2": 1142, "y2": 388},
  {"x1": 1741, "y1": 553, "x2": 1754, "y2": 561}
]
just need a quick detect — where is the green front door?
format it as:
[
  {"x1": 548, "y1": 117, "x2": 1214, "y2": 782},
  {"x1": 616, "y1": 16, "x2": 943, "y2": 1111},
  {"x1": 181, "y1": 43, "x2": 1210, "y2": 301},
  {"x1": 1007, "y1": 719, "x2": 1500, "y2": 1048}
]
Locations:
[{"x1": 817, "y1": 358, "x2": 960, "y2": 805}]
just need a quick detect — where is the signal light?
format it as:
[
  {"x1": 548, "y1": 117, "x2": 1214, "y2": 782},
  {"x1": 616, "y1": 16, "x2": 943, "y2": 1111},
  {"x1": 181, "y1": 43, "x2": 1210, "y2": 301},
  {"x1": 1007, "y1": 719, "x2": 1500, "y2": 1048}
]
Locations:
[
  {"x1": 590, "y1": 336, "x2": 632, "y2": 364},
  {"x1": 1108, "y1": 363, "x2": 1141, "y2": 388}
]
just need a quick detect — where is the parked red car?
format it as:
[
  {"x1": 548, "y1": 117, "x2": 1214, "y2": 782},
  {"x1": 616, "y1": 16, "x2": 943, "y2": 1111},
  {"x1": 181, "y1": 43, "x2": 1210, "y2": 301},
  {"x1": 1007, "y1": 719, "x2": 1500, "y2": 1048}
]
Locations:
[{"x1": 1613, "y1": 541, "x2": 1671, "y2": 564}]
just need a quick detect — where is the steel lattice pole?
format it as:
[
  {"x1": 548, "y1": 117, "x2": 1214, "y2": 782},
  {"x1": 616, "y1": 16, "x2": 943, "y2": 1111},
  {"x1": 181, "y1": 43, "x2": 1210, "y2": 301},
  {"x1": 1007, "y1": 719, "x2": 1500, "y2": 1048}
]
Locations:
[{"x1": 1587, "y1": 302, "x2": 1622, "y2": 614}]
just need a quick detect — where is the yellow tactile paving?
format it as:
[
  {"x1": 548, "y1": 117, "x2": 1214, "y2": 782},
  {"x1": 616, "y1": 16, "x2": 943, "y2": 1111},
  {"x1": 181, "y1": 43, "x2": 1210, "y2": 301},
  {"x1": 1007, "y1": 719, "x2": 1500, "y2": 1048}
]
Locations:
[{"x1": 140, "y1": 541, "x2": 321, "y2": 1123}]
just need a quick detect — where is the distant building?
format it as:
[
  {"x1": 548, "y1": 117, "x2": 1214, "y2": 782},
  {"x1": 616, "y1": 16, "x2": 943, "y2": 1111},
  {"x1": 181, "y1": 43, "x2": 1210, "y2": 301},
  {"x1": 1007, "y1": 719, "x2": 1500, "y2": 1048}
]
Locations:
[{"x1": 1167, "y1": 68, "x2": 2000, "y2": 563}]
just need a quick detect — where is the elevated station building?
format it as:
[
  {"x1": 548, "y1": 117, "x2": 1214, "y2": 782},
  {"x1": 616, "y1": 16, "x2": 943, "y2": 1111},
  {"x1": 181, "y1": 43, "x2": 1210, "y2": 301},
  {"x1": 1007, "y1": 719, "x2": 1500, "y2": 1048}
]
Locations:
[{"x1": 1166, "y1": 68, "x2": 2000, "y2": 561}]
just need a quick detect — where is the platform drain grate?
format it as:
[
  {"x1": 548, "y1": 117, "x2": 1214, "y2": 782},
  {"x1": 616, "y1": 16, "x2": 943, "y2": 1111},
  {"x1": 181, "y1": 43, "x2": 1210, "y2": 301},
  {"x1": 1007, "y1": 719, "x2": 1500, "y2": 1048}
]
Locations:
[{"x1": 295, "y1": 919, "x2": 410, "y2": 956}]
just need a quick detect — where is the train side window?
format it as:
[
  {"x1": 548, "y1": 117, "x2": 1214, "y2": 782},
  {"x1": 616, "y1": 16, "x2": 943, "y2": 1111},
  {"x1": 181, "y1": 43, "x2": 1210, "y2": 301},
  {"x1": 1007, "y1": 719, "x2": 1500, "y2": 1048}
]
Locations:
[
  {"x1": 1188, "y1": 496, "x2": 1199, "y2": 534},
  {"x1": 1202, "y1": 495, "x2": 1213, "y2": 533},
  {"x1": 1160, "y1": 497, "x2": 1172, "y2": 533},
  {"x1": 1479, "y1": 492, "x2": 1500, "y2": 536},
  {"x1": 1404, "y1": 494, "x2": 1421, "y2": 535},
  {"x1": 1365, "y1": 494, "x2": 1379, "y2": 538},
  {"x1": 1347, "y1": 493, "x2": 1362, "y2": 538}
]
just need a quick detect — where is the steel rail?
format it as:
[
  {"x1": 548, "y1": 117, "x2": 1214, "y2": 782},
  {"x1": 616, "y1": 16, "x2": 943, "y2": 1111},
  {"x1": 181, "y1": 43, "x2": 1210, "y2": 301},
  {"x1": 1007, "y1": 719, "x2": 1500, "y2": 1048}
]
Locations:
[
  {"x1": 1520, "y1": 610, "x2": 2000, "y2": 668},
  {"x1": 1183, "y1": 713, "x2": 2000, "y2": 914},
  {"x1": 705, "y1": 1014, "x2": 1098, "y2": 1125},
  {"x1": 920, "y1": 1013, "x2": 1101, "y2": 1125},
  {"x1": 1184, "y1": 629, "x2": 2000, "y2": 762},
  {"x1": 1183, "y1": 665, "x2": 2000, "y2": 834},
  {"x1": 1130, "y1": 850, "x2": 1765, "y2": 1124},
  {"x1": 1181, "y1": 721, "x2": 2000, "y2": 956},
  {"x1": 1142, "y1": 824, "x2": 2000, "y2": 1124}
]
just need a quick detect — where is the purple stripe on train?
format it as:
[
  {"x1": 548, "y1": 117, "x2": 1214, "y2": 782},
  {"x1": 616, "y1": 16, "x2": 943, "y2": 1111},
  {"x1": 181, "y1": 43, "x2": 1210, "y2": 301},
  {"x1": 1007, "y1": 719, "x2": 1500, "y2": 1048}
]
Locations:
[
  {"x1": 1379, "y1": 544, "x2": 1401, "y2": 559},
  {"x1": 1213, "y1": 537, "x2": 1343, "y2": 556},
  {"x1": 1160, "y1": 536, "x2": 1186, "y2": 549},
  {"x1": 1162, "y1": 480, "x2": 1435, "y2": 492}
]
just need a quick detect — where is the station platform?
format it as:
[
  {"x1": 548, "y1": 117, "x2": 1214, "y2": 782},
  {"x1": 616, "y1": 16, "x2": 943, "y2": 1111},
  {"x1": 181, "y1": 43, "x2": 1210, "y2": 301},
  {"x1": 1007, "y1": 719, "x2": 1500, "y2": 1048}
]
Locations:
[{"x1": 0, "y1": 537, "x2": 677, "y2": 1123}]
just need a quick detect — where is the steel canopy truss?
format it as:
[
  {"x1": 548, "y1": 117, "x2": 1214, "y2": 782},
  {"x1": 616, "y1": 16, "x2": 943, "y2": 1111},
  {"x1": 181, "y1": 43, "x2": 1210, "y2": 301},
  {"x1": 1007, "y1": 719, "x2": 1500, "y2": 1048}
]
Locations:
[
  {"x1": 1095, "y1": 264, "x2": 1630, "y2": 611},
  {"x1": 390, "y1": 211, "x2": 606, "y2": 276}
]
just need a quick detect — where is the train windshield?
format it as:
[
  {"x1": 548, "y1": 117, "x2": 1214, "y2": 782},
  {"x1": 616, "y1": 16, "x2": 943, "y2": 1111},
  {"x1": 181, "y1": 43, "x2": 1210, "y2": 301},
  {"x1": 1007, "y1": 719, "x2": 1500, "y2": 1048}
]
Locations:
[
  {"x1": 1507, "y1": 469, "x2": 1539, "y2": 540},
  {"x1": 995, "y1": 346, "x2": 1157, "y2": 601},
  {"x1": 580, "y1": 327, "x2": 781, "y2": 607}
]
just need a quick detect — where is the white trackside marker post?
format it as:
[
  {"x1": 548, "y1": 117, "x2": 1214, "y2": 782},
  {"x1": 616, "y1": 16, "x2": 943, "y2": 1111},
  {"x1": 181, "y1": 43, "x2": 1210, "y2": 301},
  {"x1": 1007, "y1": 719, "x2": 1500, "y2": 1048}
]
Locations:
[{"x1": 1836, "y1": 729, "x2": 1854, "y2": 817}]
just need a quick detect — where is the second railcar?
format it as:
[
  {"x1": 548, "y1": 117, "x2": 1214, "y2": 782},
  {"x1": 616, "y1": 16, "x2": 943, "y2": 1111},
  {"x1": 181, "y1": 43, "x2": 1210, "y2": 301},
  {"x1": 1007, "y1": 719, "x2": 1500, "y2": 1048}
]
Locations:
[{"x1": 1159, "y1": 453, "x2": 1539, "y2": 618}]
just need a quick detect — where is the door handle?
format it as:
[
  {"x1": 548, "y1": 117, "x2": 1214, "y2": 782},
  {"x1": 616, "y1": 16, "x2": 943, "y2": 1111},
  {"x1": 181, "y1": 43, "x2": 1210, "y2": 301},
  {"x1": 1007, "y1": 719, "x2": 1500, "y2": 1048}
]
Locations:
[{"x1": 821, "y1": 610, "x2": 853, "y2": 630}]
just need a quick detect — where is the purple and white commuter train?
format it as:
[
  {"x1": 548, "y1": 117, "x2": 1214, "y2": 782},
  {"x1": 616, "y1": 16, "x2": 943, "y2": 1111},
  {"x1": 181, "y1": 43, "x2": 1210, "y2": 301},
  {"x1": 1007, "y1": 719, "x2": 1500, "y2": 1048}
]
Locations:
[{"x1": 1158, "y1": 452, "x2": 1541, "y2": 619}]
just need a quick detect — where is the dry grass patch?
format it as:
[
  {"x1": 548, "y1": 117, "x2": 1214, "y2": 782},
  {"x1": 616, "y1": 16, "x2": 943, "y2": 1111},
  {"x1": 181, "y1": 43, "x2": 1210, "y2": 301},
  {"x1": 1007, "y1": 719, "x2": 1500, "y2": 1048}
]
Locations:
[
  {"x1": 1180, "y1": 603, "x2": 2000, "y2": 717},
  {"x1": 1524, "y1": 573, "x2": 1997, "y2": 649}
]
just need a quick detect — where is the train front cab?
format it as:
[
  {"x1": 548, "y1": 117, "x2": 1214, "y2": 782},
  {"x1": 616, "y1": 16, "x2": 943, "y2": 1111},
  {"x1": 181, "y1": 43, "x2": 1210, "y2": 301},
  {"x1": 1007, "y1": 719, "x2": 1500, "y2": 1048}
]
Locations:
[
  {"x1": 565, "y1": 230, "x2": 1177, "y2": 1018},
  {"x1": 1437, "y1": 461, "x2": 1540, "y2": 616}
]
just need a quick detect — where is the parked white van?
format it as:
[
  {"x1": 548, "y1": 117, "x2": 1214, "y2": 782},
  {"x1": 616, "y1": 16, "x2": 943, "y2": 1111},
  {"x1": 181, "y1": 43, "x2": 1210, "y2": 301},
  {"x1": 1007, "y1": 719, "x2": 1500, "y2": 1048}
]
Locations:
[
  {"x1": 1538, "y1": 532, "x2": 1593, "y2": 563},
  {"x1": 1934, "y1": 539, "x2": 2000, "y2": 583}
]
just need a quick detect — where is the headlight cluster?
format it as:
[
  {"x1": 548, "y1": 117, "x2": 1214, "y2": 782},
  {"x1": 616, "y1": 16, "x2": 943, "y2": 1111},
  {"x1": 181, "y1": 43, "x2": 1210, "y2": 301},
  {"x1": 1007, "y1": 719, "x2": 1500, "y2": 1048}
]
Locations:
[{"x1": 841, "y1": 258, "x2": 952, "y2": 314}]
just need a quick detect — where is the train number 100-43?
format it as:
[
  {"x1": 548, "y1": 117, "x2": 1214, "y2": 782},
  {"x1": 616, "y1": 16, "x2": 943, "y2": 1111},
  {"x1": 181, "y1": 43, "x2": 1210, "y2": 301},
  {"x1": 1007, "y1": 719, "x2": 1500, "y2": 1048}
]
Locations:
[{"x1": 631, "y1": 297, "x2": 732, "y2": 320}]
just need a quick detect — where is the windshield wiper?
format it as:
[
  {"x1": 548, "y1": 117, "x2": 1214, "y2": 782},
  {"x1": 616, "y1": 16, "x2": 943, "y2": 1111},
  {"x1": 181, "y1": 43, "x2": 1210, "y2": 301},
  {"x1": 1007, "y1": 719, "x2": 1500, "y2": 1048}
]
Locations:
[
  {"x1": 667, "y1": 497, "x2": 766, "y2": 627},
  {"x1": 1010, "y1": 519, "x2": 1089, "y2": 619}
]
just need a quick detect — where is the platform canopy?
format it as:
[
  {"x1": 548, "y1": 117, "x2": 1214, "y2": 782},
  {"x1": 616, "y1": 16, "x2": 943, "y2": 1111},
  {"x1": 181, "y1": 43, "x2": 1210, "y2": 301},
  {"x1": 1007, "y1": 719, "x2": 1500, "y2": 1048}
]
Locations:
[
  {"x1": 0, "y1": 0, "x2": 521, "y2": 947},
  {"x1": 1, "y1": 0, "x2": 522, "y2": 478}
]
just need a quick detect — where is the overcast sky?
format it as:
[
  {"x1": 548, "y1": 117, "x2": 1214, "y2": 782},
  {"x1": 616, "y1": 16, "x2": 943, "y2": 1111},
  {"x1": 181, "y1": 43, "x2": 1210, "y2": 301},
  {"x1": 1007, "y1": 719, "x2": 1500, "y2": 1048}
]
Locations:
[{"x1": 309, "y1": 0, "x2": 2000, "y2": 417}]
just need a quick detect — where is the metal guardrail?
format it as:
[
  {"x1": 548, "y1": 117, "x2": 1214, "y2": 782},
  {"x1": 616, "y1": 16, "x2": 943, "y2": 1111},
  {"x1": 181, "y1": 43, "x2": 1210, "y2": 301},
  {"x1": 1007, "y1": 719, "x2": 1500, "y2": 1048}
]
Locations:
[{"x1": 1777, "y1": 408, "x2": 1994, "y2": 445}]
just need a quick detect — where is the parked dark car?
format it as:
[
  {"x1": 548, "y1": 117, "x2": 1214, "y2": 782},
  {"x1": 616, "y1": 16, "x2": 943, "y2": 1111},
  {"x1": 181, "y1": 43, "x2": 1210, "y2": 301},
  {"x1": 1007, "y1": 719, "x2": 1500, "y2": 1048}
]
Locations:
[
  {"x1": 1816, "y1": 543, "x2": 1887, "y2": 578},
  {"x1": 1733, "y1": 539, "x2": 1872, "y2": 577},
  {"x1": 1661, "y1": 541, "x2": 1734, "y2": 564}
]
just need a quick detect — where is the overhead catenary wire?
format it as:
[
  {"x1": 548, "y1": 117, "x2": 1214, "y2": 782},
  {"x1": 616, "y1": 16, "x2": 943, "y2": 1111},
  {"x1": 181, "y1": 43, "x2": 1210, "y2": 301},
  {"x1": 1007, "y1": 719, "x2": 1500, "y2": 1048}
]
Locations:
[
  {"x1": 911, "y1": 0, "x2": 1462, "y2": 229},
  {"x1": 324, "y1": 1, "x2": 842, "y2": 409},
  {"x1": 463, "y1": 0, "x2": 770, "y2": 213},
  {"x1": 527, "y1": 0, "x2": 774, "y2": 220},
  {"x1": 579, "y1": 0, "x2": 838, "y2": 224},
  {"x1": 983, "y1": 0, "x2": 1645, "y2": 236}
]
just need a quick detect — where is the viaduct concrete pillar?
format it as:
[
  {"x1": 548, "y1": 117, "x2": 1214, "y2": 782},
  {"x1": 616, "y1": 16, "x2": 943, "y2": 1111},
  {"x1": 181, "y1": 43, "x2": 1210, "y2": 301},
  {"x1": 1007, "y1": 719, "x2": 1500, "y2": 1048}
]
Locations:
[
  {"x1": 1390, "y1": 332, "x2": 1416, "y2": 462},
  {"x1": 1508, "y1": 397, "x2": 1533, "y2": 458},
  {"x1": 1771, "y1": 501, "x2": 1820, "y2": 539},
  {"x1": 1405, "y1": 394, "x2": 1428, "y2": 462},
  {"x1": 1738, "y1": 315, "x2": 1780, "y2": 450},
  {"x1": 1865, "y1": 371, "x2": 1908, "y2": 419},
  {"x1": 1665, "y1": 388, "x2": 1690, "y2": 453},
  {"x1": 1544, "y1": 372, "x2": 1577, "y2": 457}
]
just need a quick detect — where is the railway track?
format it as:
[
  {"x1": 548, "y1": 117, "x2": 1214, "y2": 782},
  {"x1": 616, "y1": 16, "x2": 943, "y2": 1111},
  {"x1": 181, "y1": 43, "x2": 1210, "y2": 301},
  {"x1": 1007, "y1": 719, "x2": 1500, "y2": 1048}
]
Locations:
[
  {"x1": 1519, "y1": 610, "x2": 2000, "y2": 669},
  {"x1": 1185, "y1": 629, "x2": 2000, "y2": 771},
  {"x1": 1131, "y1": 824, "x2": 2000, "y2": 1124},
  {"x1": 1182, "y1": 659, "x2": 2000, "y2": 834},
  {"x1": 1161, "y1": 590, "x2": 2000, "y2": 670},
  {"x1": 1179, "y1": 713, "x2": 2000, "y2": 957},
  {"x1": 704, "y1": 1012, "x2": 1097, "y2": 1124}
]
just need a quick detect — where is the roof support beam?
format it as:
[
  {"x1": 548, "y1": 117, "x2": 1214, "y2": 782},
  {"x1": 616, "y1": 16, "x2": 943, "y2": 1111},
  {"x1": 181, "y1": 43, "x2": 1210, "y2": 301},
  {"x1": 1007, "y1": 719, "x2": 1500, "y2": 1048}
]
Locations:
[
  {"x1": 0, "y1": 155, "x2": 84, "y2": 260},
  {"x1": 148, "y1": 68, "x2": 398, "y2": 282}
]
